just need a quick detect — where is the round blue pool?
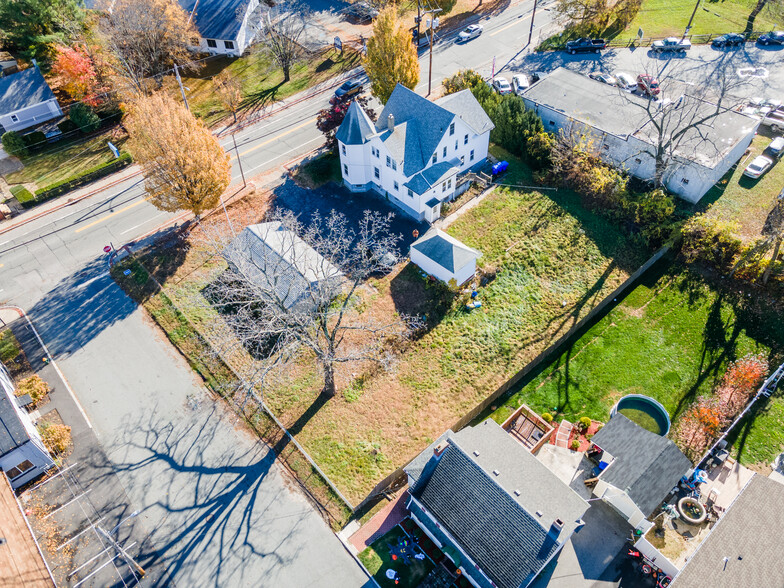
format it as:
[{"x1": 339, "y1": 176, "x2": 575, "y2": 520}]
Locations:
[{"x1": 611, "y1": 394, "x2": 671, "y2": 436}]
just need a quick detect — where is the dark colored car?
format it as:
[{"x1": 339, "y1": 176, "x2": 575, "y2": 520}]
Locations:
[
  {"x1": 332, "y1": 79, "x2": 363, "y2": 103},
  {"x1": 758, "y1": 31, "x2": 784, "y2": 45},
  {"x1": 637, "y1": 74, "x2": 660, "y2": 97},
  {"x1": 565, "y1": 38, "x2": 607, "y2": 54},
  {"x1": 712, "y1": 33, "x2": 745, "y2": 47}
]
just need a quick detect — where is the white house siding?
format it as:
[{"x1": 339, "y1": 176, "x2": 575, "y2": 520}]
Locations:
[
  {"x1": 0, "y1": 99, "x2": 62, "y2": 133},
  {"x1": 524, "y1": 99, "x2": 757, "y2": 204},
  {"x1": 410, "y1": 248, "x2": 477, "y2": 285},
  {"x1": 198, "y1": 0, "x2": 259, "y2": 56},
  {"x1": 0, "y1": 442, "x2": 53, "y2": 489}
]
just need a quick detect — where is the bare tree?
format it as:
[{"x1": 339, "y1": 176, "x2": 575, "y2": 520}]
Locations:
[
  {"x1": 213, "y1": 70, "x2": 244, "y2": 122},
  {"x1": 607, "y1": 55, "x2": 750, "y2": 190},
  {"x1": 258, "y1": 1, "x2": 309, "y2": 82},
  {"x1": 200, "y1": 210, "x2": 420, "y2": 398},
  {"x1": 97, "y1": 0, "x2": 197, "y2": 94}
]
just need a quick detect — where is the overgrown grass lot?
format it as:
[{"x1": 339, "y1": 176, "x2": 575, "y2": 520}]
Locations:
[
  {"x1": 172, "y1": 48, "x2": 362, "y2": 126},
  {"x1": 488, "y1": 259, "x2": 784, "y2": 468},
  {"x1": 113, "y1": 151, "x2": 648, "y2": 503},
  {"x1": 5, "y1": 132, "x2": 129, "y2": 190},
  {"x1": 699, "y1": 130, "x2": 784, "y2": 245}
]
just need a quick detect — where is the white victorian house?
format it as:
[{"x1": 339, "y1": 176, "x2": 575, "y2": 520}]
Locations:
[{"x1": 337, "y1": 84, "x2": 494, "y2": 223}]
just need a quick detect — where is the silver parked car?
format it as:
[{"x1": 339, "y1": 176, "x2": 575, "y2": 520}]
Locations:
[
  {"x1": 457, "y1": 24, "x2": 483, "y2": 42},
  {"x1": 492, "y1": 76, "x2": 512, "y2": 95},
  {"x1": 512, "y1": 74, "x2": 531, "y2": 95}
]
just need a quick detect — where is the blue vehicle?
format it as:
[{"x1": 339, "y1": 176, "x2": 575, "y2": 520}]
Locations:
[{"x1": 758, "y1": 31, "x2": 784, "y2": 46}]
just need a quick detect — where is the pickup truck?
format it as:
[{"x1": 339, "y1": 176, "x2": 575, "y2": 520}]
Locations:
[
  {"x1": 565, "y1": 38, "x2": 607, "y2": 54},
  {"x1": 651, "y1": 37, "x2": 691, "y2": 53}
]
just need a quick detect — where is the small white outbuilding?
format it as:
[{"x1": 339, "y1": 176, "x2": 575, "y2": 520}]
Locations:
[{"x1": 410, "y1": 227, "x2": 482, "y2": 286}]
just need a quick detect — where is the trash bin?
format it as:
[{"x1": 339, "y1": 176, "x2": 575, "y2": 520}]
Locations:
[{"x1": 491, "y1": 161, "x2": 509, "y2": 175}]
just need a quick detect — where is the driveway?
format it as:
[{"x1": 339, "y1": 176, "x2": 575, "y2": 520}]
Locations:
[{"x1": 25, "y1": 269, "x2": 369, "y2": 587}]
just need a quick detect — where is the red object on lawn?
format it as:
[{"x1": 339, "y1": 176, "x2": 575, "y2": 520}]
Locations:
[{"x1": 392, "y1": 554, "x2": 397, "y2": 560}]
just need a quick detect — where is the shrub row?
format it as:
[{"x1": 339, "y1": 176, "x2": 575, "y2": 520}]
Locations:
[
  {"x1": 9, "y1": 185, "x2": 35, "y2": 205},
  {"x1": 19, "y1": 152, "x2": 133, "y2": 209}
]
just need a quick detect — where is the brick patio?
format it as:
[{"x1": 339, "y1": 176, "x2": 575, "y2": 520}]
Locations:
[{"x1": 349, "y1": 490, "x2": 409, "y2": 553}]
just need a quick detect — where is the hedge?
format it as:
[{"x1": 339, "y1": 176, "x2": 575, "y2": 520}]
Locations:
[
  {"x1": 19, "y1": 152, "x2": 133, "y2": 209},
  {"x1": 10, "y1": 185, "x2": 35, "y2": 205}
]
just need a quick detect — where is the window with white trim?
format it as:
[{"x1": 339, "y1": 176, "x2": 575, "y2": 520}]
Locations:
[
  {"x1": 460, "y1": 155, "x2": 465, "y2": 165},
  {"x1": 374, "y1": 167, "x2": 380, "y2": 179},
  {"x1": 392, "y1": 160, "x2": 397, "y2": 171},
  {"x1": 342, "y1": 144, "x2": 346, "y2": 156},
  {"x1": 447, "y1": 178, "x2": 452, "y2": 189},
  {"x1": 224, "y1": 40, "x2": 235, "y2": 50},
  {"x1": 432, "y1": 153, "x2": 437, "y2": 164},
  {"x1": 449, "y1": 122, "x2": 455, "y2": 135},
  {"x1": 464, "y1": 134, "x2": 468, "y2": 145},
  {"x1": 408, "y1": 188, "x2": 413, "y2": 198},
  {"x1": 207, "y1": 39, "x2": 217, "y2": 48},
  {"x1": 343, "y1": 164, "x2": 348, "y2": 175},
  {"x1": 6, "y1": 460, "x2": 34, "y2": 480},
  {"x1": 386, "y1": 155, "x2": 391, "y2": 167},
  {"x1": 393, "y1": 181, "x2": 399, "y2": 191},
  {"x1": 470, "y1": 149, "x2": 475, "y2": 161},
  {"x1": 454, "y1": 141, "x2": 458, "y2": 151},
  {"x1": 10, "y1": 114, "x2": 19, "y2": 123},
  {"x1": 442, "y1": 146, "x2": 447, "y2": 158},
  {"x1": 442, "y1": 182, "x2": 447, "y2": 192}
]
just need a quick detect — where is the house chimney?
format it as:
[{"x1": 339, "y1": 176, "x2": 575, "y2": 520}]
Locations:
[
  {"x1": 548, "y1": 518, "x2": 564, "y2": 538},
  {"x1": 433, "y1": 440, "x2": 449, "y2": 458},
  {"x1": 387, "y1": 114, "x2": 395, "y2": 132}
]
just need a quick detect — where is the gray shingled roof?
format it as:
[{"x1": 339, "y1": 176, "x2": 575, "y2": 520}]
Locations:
[
  {"x1": 435, "y1": 89, "x2": 494, "y2": 135},
  {"x1": 0, "y1": 67, "x2": 56, "y2": 115},
  {"x1": 412, "y1": 420, "x2": 588, "y2": 588},
  {"x1": 222, "y1": 222, "x2": 343, "y2": 311},
  {"x1": 591, "y1": 414, "x2": 691, "y2": 516},
  {"x1": 403, "y1": 159, "x2": 460, "y2": 195},
  {"x1": 179, "y1": 0, "x2": 249, "y2": 40},
  {"x1": 672, "y1": 475, "x2": 783, "y2": 588},
  {"x1": 378, "y1": 84, "x2": 455, "y2": 177},
  {"x1": 336, "y1": 100, "x2": 375, "y2": 145},
  {"x1": 0, "y1": 364, "x2": 29, "y2": 456},
  {"x1": 410, "y1": 227, "x2": 481, "y2": 272}
]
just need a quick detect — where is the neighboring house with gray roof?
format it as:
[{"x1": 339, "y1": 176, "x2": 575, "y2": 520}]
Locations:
[
  {"x1": 0, "y1": 363, "x2": 54, "y2": 490},
  {"x1": 0, "y1": 66, "x2": 63, "y2": 134},
  {"x1": 337, "y1": 84, "x2": 494, "y2": 222},
  {"x1": 520, "y1": 67, "x2": 759, "y2": 203},
  {"x1": 222, "y1": 221, "x2": 343, "y2": 311},
  {"x1": 410, "y1": 226, "x2": 481, "y2": 285},
  {"x1": 404, "y1": 419, "x2": 588, "y2": 588},
  {"x1": 180, "y1": 0, "x2": 260, "y2": 56},
  {"x1": 671, "y1": 474, "x2": 781, "y2": 588},
  {"x1": 588, "y1": 414, "x2": 691, "y2": 531}
]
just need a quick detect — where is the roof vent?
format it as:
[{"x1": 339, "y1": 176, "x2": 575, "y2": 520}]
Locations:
[
  {"x1": 387, "y1": 114, "x2": 395, "y2": 132},
  {"x1": 514, "y1": 490, "x2": 521, "y2": 497},
  {"x1": 473, "y1": 450, "x2": 480, "y2": 457},
  {"x1": 535, "y1": 510, "x2": 543, "y2": 517},
  {"x1": 492, "y1": 469, "x2": 500, "y2": 476}
]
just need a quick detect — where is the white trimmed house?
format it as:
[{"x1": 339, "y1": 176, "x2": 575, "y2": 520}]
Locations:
[
  {"x1": 0, "y1": 66, "x2": 63, "y2": 134},
  {"x1": 410, "y1": 227, "x2": 481, "y2": 286},
  {"x1": 337, "y1": 84, "x2": 493, "y2": 222},
  {"x1": 180, "y1": 0, "x2": 260, "y2": 57},
  {"x1": 0, "y1": 363, "x2": 54, "y2": 490}
]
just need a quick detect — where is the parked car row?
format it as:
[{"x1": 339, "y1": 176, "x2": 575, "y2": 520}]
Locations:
[
  {"x1": 560, "y1": 31, "x2": 784, "y2": 56},
  {"x1": 743, "y1": 136, "x2": 784, "y2": 179}
]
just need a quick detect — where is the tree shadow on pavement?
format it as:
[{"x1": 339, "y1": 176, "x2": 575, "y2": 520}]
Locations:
[{"x1": 96, "y1": 405, "x2": 314, "y2": 588}]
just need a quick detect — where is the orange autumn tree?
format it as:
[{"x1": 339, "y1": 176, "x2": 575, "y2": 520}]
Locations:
[
  {"x1": 51, "y1": 44, "x2": 101, "y2": 106},
  {"x1": 675, "y1": 397, "x2": 728, "y2": 461},
  {"x1": 125, "y1": 93, "x2": 231, "y2": 219},
  {"x1": 716, "y1": 353, "x2": 769, "y2": 415}
]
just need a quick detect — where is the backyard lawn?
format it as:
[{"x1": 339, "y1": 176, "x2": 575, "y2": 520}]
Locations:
[
  {"x1": 115, "y1": 150, "x2": 649, "y2": 503},
  {"x1": 487, "y1": 258, "x2": 784, "y2": 468},
  {"x1": 171, "y1": 47, "x2": 362, "y2": 126},
  {"x1": 699, "y1": 130, "x2": 784, "y2": 245},
  {"x1": 358, "y1": 525, "x2": 434, "y2": 588},
  {"x1": 5, "y1": 131, "x2": 129, "y2": 191}
]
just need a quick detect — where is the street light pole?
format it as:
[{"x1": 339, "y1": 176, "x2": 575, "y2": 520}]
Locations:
[
  {"x1": 426, "y1": 8, "x2": 442, "y2": 96},
  {"x1": 97, "y1": 525, "x2": 146, "y2": 578},
  {"x1": 682, "y1": 0, "x2": 701, "y2": 40},
  {"x1": 528, "y1": 0, "x2": 539, "y2": 47}
]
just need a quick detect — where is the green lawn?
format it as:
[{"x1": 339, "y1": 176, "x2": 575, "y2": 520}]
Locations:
[
  {"x1": 625, "y1": 0, "x2": 780, "y2": 39},
  {"x1": 5, "y1": 132, "x2": 128, "y2": 191},
  {"x1": 487, "y1": 259, "x2": 784, "y2": 467},
  {"x1": 175, "y1": 48, "x2": 362, "y2": 126},
  {"x1": 358, "y1": 525, "x2": 434, "y2": 588},
  {"x1": 699, "y1": 130, "x2": 784, "y2": 244},
  {"x1": 0, "y1": 329, "x2": 22, "y2": 363},
  {"x1": 291, "y1": 151, "x2": 342, "y2": 189}
]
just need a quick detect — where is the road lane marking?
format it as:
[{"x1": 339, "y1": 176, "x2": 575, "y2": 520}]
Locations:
[
  {"x1": 120, "y1": 212, "x2": 170, "y2": 235},
  {"x1": 238, "y1": 136, "x2": 324, "y2": 177},
  {"x1": 490, "y1": 14, "x2": 532, "y2": 36},
  {"x1": 235, "y1": 117, "x2": 318, "y2": 158},
  {"x1": 74, "y1": 196, "x2": 153, "y2": 233}
]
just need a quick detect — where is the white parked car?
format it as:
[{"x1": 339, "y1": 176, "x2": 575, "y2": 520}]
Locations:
[
  {"x1": 512, "y1": 74, "x2": 530, "y2": 95},
  {"x1": 767, "y1": 137, "x2": 784, "y2": 158},
  {"x1": 743, "y1": 155, "x2": 773, "y2": 178},
  {"x1": 457, "y1": 24, "x2": 483, "y2": 42},
  {"x1": 614, "y1": 71, "x2": 636, "y2": 91},
  {"x1": 492, "y1": 76, "x2": 512, "y2": 95}
]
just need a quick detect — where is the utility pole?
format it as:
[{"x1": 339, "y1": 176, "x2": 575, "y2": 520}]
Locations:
[
  {"x1": 97, "y1": 526, "x2": 145, "y2": 578},
  {"x1": 682, "y1": 0, "x2": 701, "y2": 40},
  {"x1": 174, "y1": 63, "x2": 189, "y2": 111},
  {"x1": 232, "y1": 133, "x2": 246, "y2": 188},
  {"x1": 528, "y1": 0, "x2": 539, "y2": 47},
  {"x1": 425, "y1": 8, "x2": 442, "y2": 96}
]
